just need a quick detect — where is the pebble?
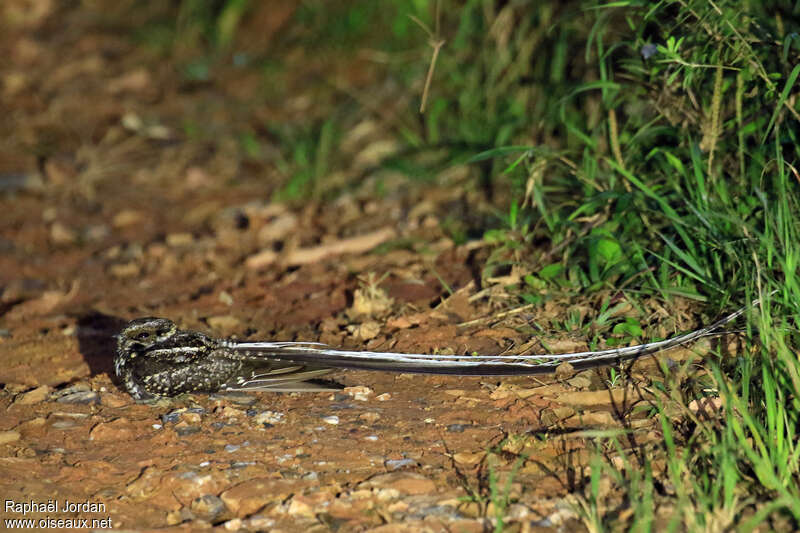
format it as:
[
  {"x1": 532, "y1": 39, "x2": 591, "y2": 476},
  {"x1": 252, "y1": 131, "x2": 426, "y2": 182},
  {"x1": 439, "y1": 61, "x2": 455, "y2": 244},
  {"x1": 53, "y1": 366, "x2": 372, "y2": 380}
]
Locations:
[
  {"x1": 243, "y1": 516, "x2": 274, "y2": 530},
  {"x1": 16, "y1": 385, "x2": 52, "y2": 405},
  {"x1": 321, "y1": 415, "x2": 339, "y2": 425},
  {"x1": 358, "y1": 412, "x2": 380, "y2": 423},
  {"x1": 83, "y1": 224, "x2": 109, "y2": 242},
  {"x1": 161, "y1": 410, "x2": 182, "y2": 424},
  {"x1": 89, "y1": 418, "x2": 135, "y2": 441},
  {"x1": 50, "y1": 222, "x2": 78, "y2": 245},
  {"x1": 207, "y1": 315, "x2": 240, "y2": 332},
  {"x1": 385, "y1": 458, "x2": 417, "y2": 470},
  {"x1": 252, "y1": 411, "x2": 284, "y2": 425},
  {"x1": 50, "y1": 421, "x2": 80, "y2": 430},
  {"x1": 358, "y1": 472, "x2": 437, "y2": 495},
  {"x1": 162, "y1": 407, "x2": 206, "y2": 425},
  {"x1": 446, "y1": 424, "x2": 470, "y2": 433},
  {"x1": 0, "y1": 430, "x2": 21, "y2": 444},
  {"x1": 223, "y1": 518, "x2": 243, "y2": 531},
  {"x1": 191, "y1": 494, "x2": 227, "y2": 521},
  {"x1": 453, "y1": 452, "x2": 485, "y2": 466},
  {"x1": 174, "y1": 422, "x2": 201, "y2": 436},
  {"x1": 166, "y1": 232, "x2": 194, "y2": 247}
]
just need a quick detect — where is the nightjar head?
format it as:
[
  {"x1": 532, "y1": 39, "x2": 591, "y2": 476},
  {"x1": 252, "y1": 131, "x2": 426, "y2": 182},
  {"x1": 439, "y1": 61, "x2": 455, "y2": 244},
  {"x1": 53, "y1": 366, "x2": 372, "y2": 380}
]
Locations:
[{"x1": 117, "y1": 317, "x2": 178, "y2": 352}]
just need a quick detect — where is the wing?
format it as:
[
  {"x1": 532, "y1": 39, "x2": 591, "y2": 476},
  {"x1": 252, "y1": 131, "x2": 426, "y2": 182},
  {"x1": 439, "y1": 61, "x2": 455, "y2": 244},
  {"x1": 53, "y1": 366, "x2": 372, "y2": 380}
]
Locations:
[
  {"x1": 226, "y1": 298, "x2": 757, "y2": 375},
  {"x1": 221, "y1": 365, "x2": 340, "y2": 392}
]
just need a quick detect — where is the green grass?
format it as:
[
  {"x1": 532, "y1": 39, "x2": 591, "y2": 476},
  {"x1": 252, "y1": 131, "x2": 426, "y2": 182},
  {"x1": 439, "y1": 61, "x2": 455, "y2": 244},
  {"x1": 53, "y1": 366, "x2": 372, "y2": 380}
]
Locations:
[{"x1": 399, "y1": 0, "x2": 800, "y2": 528}]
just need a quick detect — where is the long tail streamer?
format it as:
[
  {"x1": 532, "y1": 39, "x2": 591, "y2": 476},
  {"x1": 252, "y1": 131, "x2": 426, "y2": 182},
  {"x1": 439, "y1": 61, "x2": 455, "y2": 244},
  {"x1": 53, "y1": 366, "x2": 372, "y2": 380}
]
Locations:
[{"x1": 227, "y1": 296, "x2": 763, "y2": 376}]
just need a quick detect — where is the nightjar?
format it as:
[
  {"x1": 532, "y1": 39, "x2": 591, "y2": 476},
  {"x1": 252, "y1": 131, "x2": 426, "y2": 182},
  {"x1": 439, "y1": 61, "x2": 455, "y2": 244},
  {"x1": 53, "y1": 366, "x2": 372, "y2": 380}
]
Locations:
[
  {"x1": 114, "y1": 301, "x2": 755, "y2": 400},
  {"x1": 115, "y1": 317, "x2": 332, "y2": 400}
]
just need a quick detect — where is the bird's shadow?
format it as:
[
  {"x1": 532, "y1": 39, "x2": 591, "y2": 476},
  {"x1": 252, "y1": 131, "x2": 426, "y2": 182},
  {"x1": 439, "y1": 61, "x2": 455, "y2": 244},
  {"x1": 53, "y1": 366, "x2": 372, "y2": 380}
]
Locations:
[{"x1": 76, "y1": 311, "x2": 127, "y2": 386}]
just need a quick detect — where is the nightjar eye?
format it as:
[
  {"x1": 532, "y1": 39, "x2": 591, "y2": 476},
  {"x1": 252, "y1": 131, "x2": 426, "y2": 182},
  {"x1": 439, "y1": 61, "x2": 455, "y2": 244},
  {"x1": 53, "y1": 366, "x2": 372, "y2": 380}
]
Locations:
[{"x1": 136, "y1": 332, "x2": 151, "y2": 340}]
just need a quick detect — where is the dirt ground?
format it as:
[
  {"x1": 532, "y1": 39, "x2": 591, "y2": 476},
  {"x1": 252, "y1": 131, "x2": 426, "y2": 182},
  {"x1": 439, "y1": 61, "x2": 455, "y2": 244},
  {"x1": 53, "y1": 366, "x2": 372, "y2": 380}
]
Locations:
[{"x1": 0, "y1": 2, "x2": 721, "y2": 531}]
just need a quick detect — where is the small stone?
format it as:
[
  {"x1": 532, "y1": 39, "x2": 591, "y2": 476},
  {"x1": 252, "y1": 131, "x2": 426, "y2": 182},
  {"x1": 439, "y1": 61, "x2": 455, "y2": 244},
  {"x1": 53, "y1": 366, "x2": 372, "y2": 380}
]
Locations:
[
  {"x1": 16, "y1": 385, "x2": 52, "y2": 405},
  {"x1": 555, "y1": 362, "x2": 575, "y2": 380},
  {"x1": 358, "y1": 412, "x2": 380, "y2": 423},
  {"x1": 358, "y1": 472, "x2": 436, "y2": 495},
  {"x1": 321, "y1": 415, "x2": 339, "y2": 425},
  {"x1": 107, "y1": 67, "x2": 152, "y2": 94},
  {"x1": 174, "y1": 422, "x2": 201, "y2": 436},
  {"x1": 221, "y1": 478, "x2": 307, "y2": 516},
  {"x1": 126, "y1": 467, "x2": 163, "y2": 501},
  {"x1": 539, "y1": 406, "x2": 576, "y2": 426},
  {"x1": 50, "y1": 419, "x2": 80, "y2": 430},
  {"x1": 219, "y1": 291, "x2": 234, "y2": 306},
  {"x1": 84, "y1": 224, "x2": 109, "y2": 242},
  {"x1": 207, "y1": 315, "x2": 240, "y2": 333},
  {"x1": 109, "y1": 262, "x2": 140, "y2": 278},
  {"x1": 191, "y1": 494, "x2": 227, "y2": 521},
  {"x1": 17, "y1": 417, "x2": 45, "y2": 432},
  {"x1": 162, "y1": 409, "x2": 184, "y2": 424},
  {"x1": 183, "y1": 412, "x2": 202, "y2": 424},
  {"x1": 385, "y1": 458, "x2": 417, "y2": 470},
  {"x1": 165, "y1": 508, "x2": 188, "y2": 526},
  {"x1": 256, "y1": 212, "x2": 298, "y2": 243},
  {"x1": 112, "y1": 209, "x2": 143, "y2": 228},
  {"x1": 50, "y1": 222, "x2": 78, "y2": 245},
  {"x1": 244, "y1": 516, "x2": 274, "y2": 530},
  {"x1": 351, "y1": 321, "x2": 381, "y2": 341},
  {"x1": 375, "y1": 393, "x2": 391, "y2": 401},
  {"x1": 223, "y1": 518, "x2": 243, "y2": 531},
  {"x1": 287, "y1": 495, "x2": 315, "y2": 518},
  {"x1": 453, "y1": 452, "x2": 485, "y2": 466},
  {"x1": 185, "y1": 166, "x2": 212, "y2": 187},
  {"x1": 244, "y1": 249, "x2": 278, "y2": 270},
  {"x1": 89, "y1": 418, "x2": 135, "y2": 442},
  {"x1": 217, "y1": 406, "x2": 246, "y2": 419},
  {"x1": 567, "y1": 369, "x2": 599, "y2": 389},
  {"x1": 343, "y1": 386, "x2": 373, "y2": 401},
  {"x1": 253, "y1": 411, "x2": 284, "y2": 425},
  {"x1": 0, "y1": 430, "x2": 21, "y2": 444},
  {"x1": 166, "y1": 232, "x2": 194, "y2": 247}
]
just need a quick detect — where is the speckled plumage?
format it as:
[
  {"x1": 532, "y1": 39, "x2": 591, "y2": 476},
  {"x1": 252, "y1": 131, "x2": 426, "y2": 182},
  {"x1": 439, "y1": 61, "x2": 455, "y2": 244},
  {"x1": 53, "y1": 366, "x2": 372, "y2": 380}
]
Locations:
[{"x1": 115, "y1": 317, "x2": 330, "y2": 400}]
